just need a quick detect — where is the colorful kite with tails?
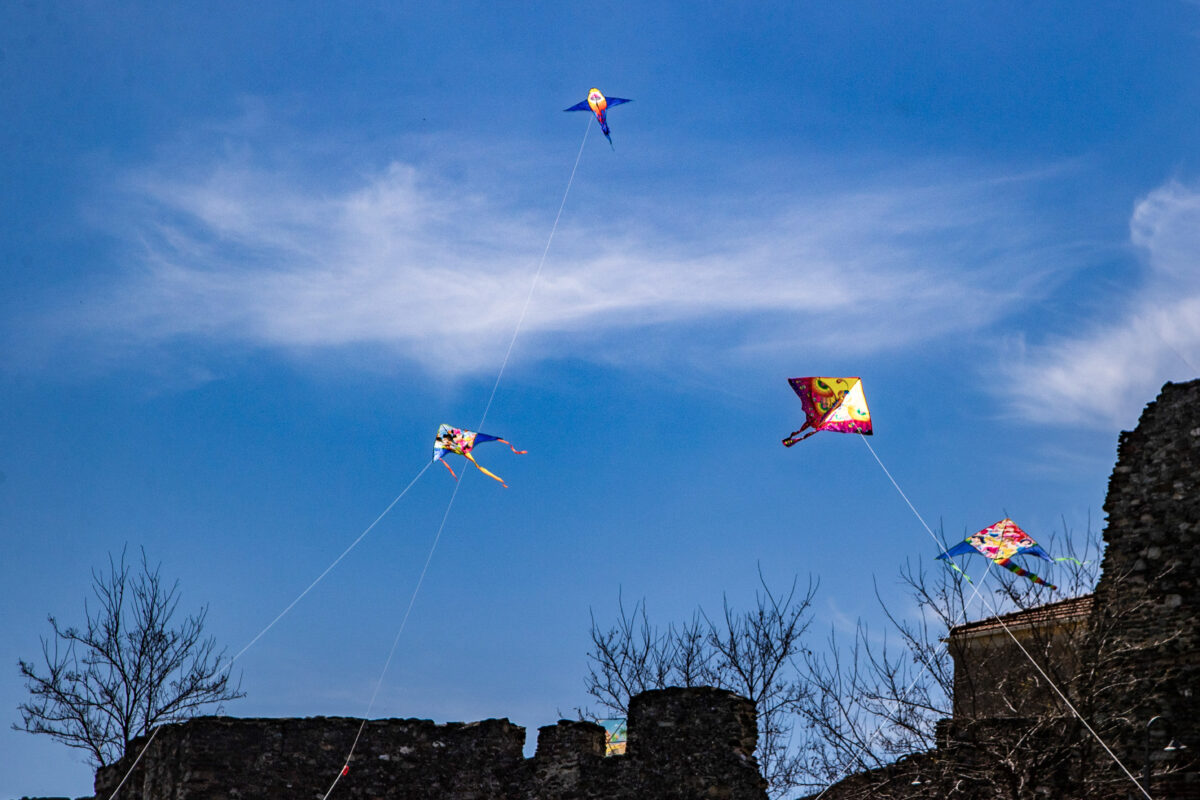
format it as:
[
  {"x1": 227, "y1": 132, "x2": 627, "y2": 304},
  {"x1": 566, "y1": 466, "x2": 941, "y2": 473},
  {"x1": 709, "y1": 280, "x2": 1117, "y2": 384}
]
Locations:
[
  {"x1": 433, "y1": 425, "x2": 526, "y2": 488},
  {"x1": 937, "y1": 518, "x2": 1069, "y2": 590}
]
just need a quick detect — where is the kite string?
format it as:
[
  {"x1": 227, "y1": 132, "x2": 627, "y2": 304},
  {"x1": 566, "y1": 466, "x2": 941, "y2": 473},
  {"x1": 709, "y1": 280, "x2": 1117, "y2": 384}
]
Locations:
[
  {"x1": 857, "y1": 434, "x2": 937, "y2": 543},
  {"x1": 320, "y1": 118, "x2": 594, "y2": 798},
  {"x1": 855, "y1": 433, "x2": 1151, "y2": 800},
  {"x1": 320, "y1": 473, "x2": 466, "y2": 800},
  {"x1": 477, "y1": 115, "x2": 591, "y2": 432},
  {"x1": 105, "y1": 460, "x2": 433, "y2": 800},
  {"x1": 805, "y1": 430, "x2": 993, "y2": 799},
  {"x1": 112, "y1": 115, "x2": 594, "y2": 800},
  {"x1": 806, "y1": 560, "x2": 992, "y2": 800},
  {"x1": 967, "y1": 581, "x2": 1151, "y2": 799},
  {"x1": 225, "y1": 461, "x2": 434, "y2": 668},
  {"x1": 103, "y1": 727, "x2": 160, "y2": 800}
]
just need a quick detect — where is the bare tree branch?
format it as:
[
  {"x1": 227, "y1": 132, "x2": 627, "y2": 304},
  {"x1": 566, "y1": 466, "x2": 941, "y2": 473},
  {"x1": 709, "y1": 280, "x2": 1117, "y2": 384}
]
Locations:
[
  {"x1": 15, "y1": 547, "x2": 244, "y2": 767},
  {"x1": 795, "y1": 518, "x2": 1178, "y2": 799},
  {"x1": 583, "y1": 570, "x2": 817, "y2": 798}
]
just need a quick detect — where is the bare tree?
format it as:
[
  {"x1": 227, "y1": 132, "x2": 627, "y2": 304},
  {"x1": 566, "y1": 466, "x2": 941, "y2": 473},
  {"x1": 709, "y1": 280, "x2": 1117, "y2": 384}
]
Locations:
[
  {"x1": 584, "y1": 570, "x2": 817, "y2": 798},
  {"x1": 15, "y1": 547, "x2": 244, "y2": 767},
  {"x1": 796, "y1": 519, "x2": 1178, "y2": 799}
]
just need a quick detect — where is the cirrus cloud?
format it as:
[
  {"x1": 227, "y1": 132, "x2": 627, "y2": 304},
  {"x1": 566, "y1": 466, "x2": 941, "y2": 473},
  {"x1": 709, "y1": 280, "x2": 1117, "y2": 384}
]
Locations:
[
  {"x1": 1001, "y1": 180, "x2": 1200, "y2": 429},
  {"x1": 23, "y1": 144, "x2": 1072, "y2": 379}
]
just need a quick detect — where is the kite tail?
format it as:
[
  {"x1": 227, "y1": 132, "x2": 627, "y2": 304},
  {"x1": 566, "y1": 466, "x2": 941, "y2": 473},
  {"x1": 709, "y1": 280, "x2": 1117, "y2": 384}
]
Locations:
[
  {"x1": 463, "y1": 452, "x2": 508, "y2": 488},
  {"x1": 782, "y1": 426, "x2": 817, "y2": 447},
  {"x1": 496, "y1": 438, "x2": 528, "y2": 455},
  {"x1": 996, "y1": 558, "x2": 1057, "y2": 591},
  {"x1": 601, "y1": 122, "x2": 614, "y2": 150},
  {"x1": 941, "y1": 558, "x2": 974, "y2": 584},
  {"x1": 1054, "y1": 557, "x2": 1089, "y2": 565},
  {"x1": 439, "y1": 459, "x2": 459, "y2": 481}
]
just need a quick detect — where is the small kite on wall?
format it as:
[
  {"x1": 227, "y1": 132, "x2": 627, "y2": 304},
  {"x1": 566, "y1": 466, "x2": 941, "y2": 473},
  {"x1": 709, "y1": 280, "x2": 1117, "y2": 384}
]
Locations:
[{"x1": 600, "y1": 718, "x2": 627, "y2": 756}]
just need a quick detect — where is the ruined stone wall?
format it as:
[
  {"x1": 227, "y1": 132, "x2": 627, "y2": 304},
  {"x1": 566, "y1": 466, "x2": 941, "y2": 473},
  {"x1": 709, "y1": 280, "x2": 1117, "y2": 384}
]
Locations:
[
  {"x1": 94, "y1": 715, "x2": 529, "y2": 800},
  {"x1": 1090, "y1": 378, "x2": 1200, "y2": 798},
  {"x1": 92, "y1": 687, "x2": 767, "y2": 800},
  {"x1": 534, "y1": 687, "x2": 764, "y2": 800}
]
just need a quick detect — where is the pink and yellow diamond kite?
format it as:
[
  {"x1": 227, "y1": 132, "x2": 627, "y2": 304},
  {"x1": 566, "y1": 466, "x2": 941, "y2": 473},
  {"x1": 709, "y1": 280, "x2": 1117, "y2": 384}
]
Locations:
[{"x1": 782, "y1": 377, "x2": 873, "y2": 446}]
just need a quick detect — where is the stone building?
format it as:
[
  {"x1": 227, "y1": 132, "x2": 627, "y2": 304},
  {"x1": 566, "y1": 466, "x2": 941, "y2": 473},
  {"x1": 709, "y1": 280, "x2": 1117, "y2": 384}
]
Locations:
[
  {"x1": 90, "y1": 686, "x2": 767, "y2": 800},
  {"x1": 946, "y1": 594, "x2": 1094, "y2": 720},
  {"x1": 810, "y1": 379, "x2": 1200, "y2": 800}
]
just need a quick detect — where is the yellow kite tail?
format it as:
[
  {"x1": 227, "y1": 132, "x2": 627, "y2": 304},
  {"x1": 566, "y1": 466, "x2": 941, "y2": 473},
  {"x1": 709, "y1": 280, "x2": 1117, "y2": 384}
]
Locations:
[
  {"x1": 463, "y1": 452, "x2": 508, "y2": 488},
  {"x1": 496, "y1": 438, "x2": 527, "y2": 455},
  {"x1": 439, "y1": 458, "x2": 459, "y2": 481}
]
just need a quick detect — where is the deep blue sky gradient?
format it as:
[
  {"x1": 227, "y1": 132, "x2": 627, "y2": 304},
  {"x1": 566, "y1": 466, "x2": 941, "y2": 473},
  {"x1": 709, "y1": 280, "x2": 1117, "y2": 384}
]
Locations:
[{"x1": 3, "y1": 3, "x2": 1200, "y2": 796}]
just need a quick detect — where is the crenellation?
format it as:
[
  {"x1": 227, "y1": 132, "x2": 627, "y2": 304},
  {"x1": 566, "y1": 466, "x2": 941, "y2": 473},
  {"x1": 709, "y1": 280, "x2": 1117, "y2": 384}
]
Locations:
[
  {"x1": 89, "y1": 688, "x2": 766, "y2": 800},
  {"x1": 532, "y1": 720, "x2": 605, "y2": 799}
]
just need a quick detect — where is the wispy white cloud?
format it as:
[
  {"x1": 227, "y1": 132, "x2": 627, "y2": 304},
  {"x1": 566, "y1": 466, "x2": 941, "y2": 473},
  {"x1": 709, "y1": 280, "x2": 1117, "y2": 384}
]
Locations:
[
  {"x1": 24, "y1": 142, "x2": 1068, "y2": 378},
  {"x1": 1002, "y1": 180, "x2": 1200, "y2": 430}
]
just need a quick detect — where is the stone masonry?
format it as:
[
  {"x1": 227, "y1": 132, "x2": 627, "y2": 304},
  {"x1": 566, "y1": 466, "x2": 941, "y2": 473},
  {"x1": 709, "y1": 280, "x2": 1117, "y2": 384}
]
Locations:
[
  {"x1": 91, "y1": 687, "x2": 768, "y2": 800},
  {"x1": 1090, "y1": 378, "x2": 1200, "y2": 798}
]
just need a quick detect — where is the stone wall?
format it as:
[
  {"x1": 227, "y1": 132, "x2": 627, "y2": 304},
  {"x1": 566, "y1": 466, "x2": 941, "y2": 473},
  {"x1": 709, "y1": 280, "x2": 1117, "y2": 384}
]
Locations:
[
  {"x1": 946, "y1": 596, "x2": 1092, "y2": 720},
  {"x1": 1090, "y1": 378, "x2": 1200, "y2": 798},
  {"x1": 92, "y1": 687, "x2": 767, "y2": 800},
  {"x1": 95, "y1": 716, "x2": 528, "y2": 800}
]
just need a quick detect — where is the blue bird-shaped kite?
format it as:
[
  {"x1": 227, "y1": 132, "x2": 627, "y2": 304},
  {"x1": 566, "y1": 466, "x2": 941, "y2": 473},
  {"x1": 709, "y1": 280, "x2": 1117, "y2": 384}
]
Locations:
[{"x1": 564, "y1": 88, "x2": 632, "y2": 148}]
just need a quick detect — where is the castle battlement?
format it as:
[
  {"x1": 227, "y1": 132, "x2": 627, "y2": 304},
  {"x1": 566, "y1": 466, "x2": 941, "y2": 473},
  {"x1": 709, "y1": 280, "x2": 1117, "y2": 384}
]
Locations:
[{"x1": 94, "y1": 686, "x2": 767, "y2": 800}]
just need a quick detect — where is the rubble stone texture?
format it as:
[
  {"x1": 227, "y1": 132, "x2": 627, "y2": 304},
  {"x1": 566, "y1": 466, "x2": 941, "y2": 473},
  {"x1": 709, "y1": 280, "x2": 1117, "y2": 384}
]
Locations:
[
  {"x1": 1092, "y1": 379, "x2": 1200, "y2": 798},
  {"x1": 91, "y1": 687, "x2": 767, "y2": 800}
]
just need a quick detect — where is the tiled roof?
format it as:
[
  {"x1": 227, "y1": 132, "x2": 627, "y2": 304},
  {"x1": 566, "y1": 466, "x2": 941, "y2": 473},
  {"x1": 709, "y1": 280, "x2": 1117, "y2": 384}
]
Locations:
[{"x1": 948, "y1": 594, "x2": 1094, "y2": 637}]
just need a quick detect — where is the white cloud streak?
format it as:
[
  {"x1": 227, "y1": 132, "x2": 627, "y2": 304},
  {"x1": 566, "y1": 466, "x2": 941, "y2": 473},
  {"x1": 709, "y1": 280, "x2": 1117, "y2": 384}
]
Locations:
[
  {"x1": 1003, "y1": 180, "x2": 1200, "y2": 429},
  {"x1": 34, "y1": 149, "x2": 1065, "y2": 378}
]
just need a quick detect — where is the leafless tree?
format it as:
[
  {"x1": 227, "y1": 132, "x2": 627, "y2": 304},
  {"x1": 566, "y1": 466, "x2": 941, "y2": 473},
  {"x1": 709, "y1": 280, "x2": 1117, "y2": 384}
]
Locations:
[
  {"x1": 15, "y1": 548, "x2": 244, "y2": 767},
  {"x1": 584, "y1": 570, "x2": 817, "y2": 798},
  {"x1": 796, "y1": 519, "x2": 1179, "y2": 799}
]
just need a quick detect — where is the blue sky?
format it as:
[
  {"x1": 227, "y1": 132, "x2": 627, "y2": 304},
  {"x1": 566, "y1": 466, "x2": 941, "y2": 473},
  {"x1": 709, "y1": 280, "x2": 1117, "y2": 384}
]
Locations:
[{"x1": 3, "y1": 2, "x2": 1200, "y2": 796}]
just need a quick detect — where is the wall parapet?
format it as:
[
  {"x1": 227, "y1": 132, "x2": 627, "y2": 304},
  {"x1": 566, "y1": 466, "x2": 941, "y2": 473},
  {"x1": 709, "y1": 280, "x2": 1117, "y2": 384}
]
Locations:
[{"x1": 93, "y1": 686, "x2": 767, "y2": 800}]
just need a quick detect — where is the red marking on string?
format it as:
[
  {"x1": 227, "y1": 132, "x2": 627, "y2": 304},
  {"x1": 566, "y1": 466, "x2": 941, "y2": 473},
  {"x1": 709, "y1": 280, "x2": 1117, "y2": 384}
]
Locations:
[{"x1": 340, "y1": 765, "x2": 349, "y2": 776}]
